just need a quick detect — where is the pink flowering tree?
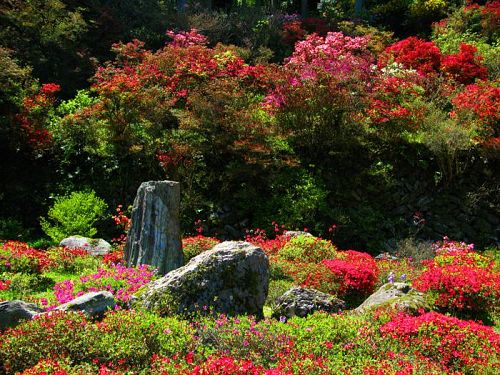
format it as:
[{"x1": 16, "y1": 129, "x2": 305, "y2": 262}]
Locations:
[{"x1": 265, "y1": 32, "x2": 375, "y2": 158}]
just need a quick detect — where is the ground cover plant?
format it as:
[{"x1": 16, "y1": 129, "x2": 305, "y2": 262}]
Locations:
[{"x1": 1, "y1": 1, "x2": 499, "y2": 374}]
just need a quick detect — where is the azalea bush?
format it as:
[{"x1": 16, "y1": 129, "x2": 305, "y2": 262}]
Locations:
[
  {"x1": 52, "y1": 263, "x2": 155, "y2": 306},
  {"x1": 182, "y1": 235, "x2": 220, "y2": 262},
  {"x1": 380, "y1": 311, "x2": 500, "y2": 373},
  {"x1": 323, "y1": 250, "x2": 379, "y2": 306},
  {"x1": 413, "y1": 244, "x2": 499, "y2": 321},
  {"x1": 278, "y1": 236, "x2": 337, "y2": 263},
  {"x1": 0, "y1": 241, "x2": 51, "y2": 274}
]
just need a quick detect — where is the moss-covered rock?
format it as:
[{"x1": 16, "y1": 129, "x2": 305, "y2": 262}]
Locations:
[
  {"x1": 135, "y1": 241, "x2": 269, "y2": 318},
  {"x1": 355, "y1": 282, "x2": 430, "y2": 314}
]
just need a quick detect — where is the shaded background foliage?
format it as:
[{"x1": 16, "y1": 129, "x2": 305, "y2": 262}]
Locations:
[{"x1": 0, "y1": 0, "x2": 498, "y2": 252}]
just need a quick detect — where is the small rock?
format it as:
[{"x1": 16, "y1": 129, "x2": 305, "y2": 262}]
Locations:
[
  {"x1": 60, "y1": 236, "x2": 111, "y2": 256},
  {"x1": 283, "y1": 231, "x2": 314, "y2": 239},
  {"x1": 56, "y1": 291, "x2": 115, "y2": 317},
  {"x1": 272, "y1": 287, "x2": 345, "y2": 320},
  {"x1": 0, "y1": 300, "x2": 45, "y2": 330},
  {"x1": 355, "y1": 282, "x2": 429, "y2": 314}
]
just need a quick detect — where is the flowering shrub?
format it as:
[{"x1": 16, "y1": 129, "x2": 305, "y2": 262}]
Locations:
[
  {"x1": 322, "y1": 250, "x2": 379, "y2": 306},
  {"x1": 17, "y1": 83, "x2": 60, "y2": 150},
  {"x1": 245, "y1": 223, "x2": 290, "y2": 256},
  {"x1": 182, "y1": 235, "x2": 220, "y2": 262},
  {"x1": 0, "y1": 278, "x2": 11, "y2": 291},
  {"x1": 111, "y1": 204, "x2": 131, "y2": 244},
  {"x1": 46, "y1": 246, "x2": 98, "y2": 273},
  {"x1": 413, "y1": 248, "x2": 499, "y2": 319},
  {"x1": 367, "y1": 72, "x2": 428, "y2": 134},
  {"x1": 277, "y1": 260, "x2": 339, "y2": 295},
  {"x1": 101, "y1": 249, "x2": 124, "y2": 266},
  {"x1": 0, "y1": 310, "x2": 194, "y2": 374},
  {"x1": 53, "y1": 264, "x2": 155, "y2": 305},
  {"x1": 0, "y1": 311, "x2": 98, "y2": 373},
  {"x1": 380, "y1": 312, "x2": 500, "y2": 372},
  {"x1": 0, "y1": 241, "x2": 51, "y2": 274},
  {"x1": 451, "y1": 80, "x2": 500, "y2": 140},
  {"x1": 441, "y1": 43, "x2": 488, "y2": 84},
  {"x1": 379, "y1": 37, "x2": 442, "y2": 75}
]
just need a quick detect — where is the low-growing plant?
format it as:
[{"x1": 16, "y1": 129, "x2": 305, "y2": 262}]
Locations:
[
  {"x1": 6, "y1": 272, "x2": 54, "y2": 297},
  {"x1": 40, "y1": 190, "x2": 108, "y2": 243},
  {"x1": 0, "y1": 241, "x2": 52, "y2": 274},
  {"x1": 380, "y1": 311, "x2": 500, "y2": 373},
  {"x1": 413, "y1": 247, "x2": 499, "y2": 322},
  {"x1": 182, "y1": 235, "x2": 220, "y2": 262},
  {"x1": 323, "y1": 250, "x2": 379, "y2": 307},
  {"x1": 46, "y1": 246, "x2": 99, "y2": 274},
  {"x1": 0, "y1": 311, "x2": 99, "y2": 373},
  {"x1": 278, "y1": 236, "x2": 337, "y2": 263},
  {"x1": 53, "y1": 264, "x2": 156, "y2": 306}
]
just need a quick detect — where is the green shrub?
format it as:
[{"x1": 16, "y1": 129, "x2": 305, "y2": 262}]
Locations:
[
  {"x1": 93, "y1": 310, "x2": 195, "y2": 369},
  {"x1": 40, "y1": 190, "x2": 108, "y2": 243},
  {"x1": 0, "y1": 309, "x2": 195, "y2": 374},
  {"x1": 278, "y1": 235, "x2": 337, "y2": 263},
  {"x1": 7, "y1": 272, "x2": 54, "y2": 296}
]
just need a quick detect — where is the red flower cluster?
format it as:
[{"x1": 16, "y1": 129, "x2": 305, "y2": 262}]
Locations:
[
  {"x1": 0, "y1": 241, "x2": 52, "y2": 274},
  {"x1": 379, "y1": 37, "x2": 442, "y2": 75},
  {"x1": 441, "y1": 43, "x2": 488, "y2": 84},
  {"x1": 322, "y1": 250, "x2": 379, "y2": 302},
  {"x1": 18, "y1": 83, "x2": 60, "y2": 150},
  {"x1": 0, "y1": 278, "x2": 11, "y2": 291},
  {"x1": 413, "y1": 249, "x2": 499, "y2": 316},
  {"x1": 381, "y1": 312, "x2": 500, "y2": 372},
  {"x1": 451, "y1": 80, "x2": 500, "y2": 139}
]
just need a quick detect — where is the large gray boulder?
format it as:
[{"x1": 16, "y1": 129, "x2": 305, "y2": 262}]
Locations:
[
  {"x1": 125, "y1": 181, "x2": 183, "y2": 275},
  {"x1": 55, "y1": 291, "x2": 115, "y2": 318},
  {"x1": 135, "y1": 241, "x2": 269, "y2": 318},
  {"x1": 355, "y1": 282, "x2": 430, "y2": 314},
  {"x1": 272, "y1": 287, "x2": 345, "y2": 320},
  {"x1": 60, "y1": 236, "x2": 111, "y2": 256},
  {"x1": 0, "y1": 300, "x2": 45, "y2": 330}
]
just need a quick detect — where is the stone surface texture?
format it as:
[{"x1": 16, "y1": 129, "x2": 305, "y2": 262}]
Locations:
[
  {"x1": 136, "y1": 241, "x2": 269, "y2": 318},
  {"x1": 0, "y1": 300, "x2": 45, "y2": 330},
  {"x1": 55, "y1": 291, "x2": 115, "y2": 317},
  {"x1": 124, "y1": 181, "x2": 183, "y2": 275},
  {"x1": 60, "y1": 236, "x2": 111, "y2": 256},
  {"x1": 272, "y1": 287, "x2": 345, "y2": 320},
  {"x1": 355, "y1": 282, "x2": 429, "y2": 314}
]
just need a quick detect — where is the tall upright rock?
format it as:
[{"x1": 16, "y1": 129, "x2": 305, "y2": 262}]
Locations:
[{"x1": 124, "y1": 181, "x2": 183, "y2": 275}]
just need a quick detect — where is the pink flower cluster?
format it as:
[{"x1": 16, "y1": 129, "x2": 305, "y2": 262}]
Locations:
[{"x1": 53, "y1": 264, "x2": 155, "y2": 305}]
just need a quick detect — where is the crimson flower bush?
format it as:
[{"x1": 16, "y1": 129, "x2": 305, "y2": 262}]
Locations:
[
  {"x1": 378, "y1": 37, "x2": 442, "y2": 75},
  {"x1": 322, "y1": 250, "x2": 379, "y2": 306},
  {"x1": 412, "y1": 246, "x2": 499, "y2": 320},
  {"x1": 0, "y1": 241, "x2": 52, "y2": 274},
  {"x1": 380, "y1": 312, "x2": 500, "y2": 372}
]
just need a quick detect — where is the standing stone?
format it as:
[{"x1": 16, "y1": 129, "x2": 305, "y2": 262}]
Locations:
[{"x1": 124, "y1": 181, "x2": 183, "y2": 275}]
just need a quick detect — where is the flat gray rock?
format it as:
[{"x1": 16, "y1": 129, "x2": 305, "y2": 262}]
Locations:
[
  {"x1": 272, "y1": 287, "x2": 345, "y2": 320},
  {"x1": 0, "y1": 300, "x2": 45, "y2": 330},
  {"x1": 355, "y1": 282, "x2": 429, "y2": 314},
  {"x1": 56, "y1": 291, "x2": 115, "y2": 317},
  {"x1": 60, "y1": 236, "x2": 111, "y2": 256},
  {"x1": 135, "y1": 241, "x2": 269, "y2": 318}
]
